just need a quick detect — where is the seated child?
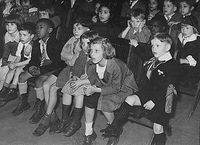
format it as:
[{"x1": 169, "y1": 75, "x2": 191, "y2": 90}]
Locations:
[
  {"x1": 12, "y1": 19, "x2": 63, "y2": 127},
  {"x1": 0, "y1": 14, "x2": 23, "y2": 92},
  {"x1": 176, "y1": 15, "x2": 200, "y2": 88},
  {"x1": 0, "y1": 22, "x2": 35, "y2": 107},
  {"x1": 31, "y1": 18, "x2": 92, "y2": 137},
  {"x1": 101, "y1": 33, "x2": 178, "y2": 145},
  {"x1": 118, "y1": 8, "x2": 151, "y2": 43},
  {"x1": 146, "y1": 0, "x2": 162, "y2": 21},
  {"x1": 92, "y1": 2, "x2": 120, "y2": 37},
  {"x1": 82, "y1": 37, "x2": 138, "y2": 145}
]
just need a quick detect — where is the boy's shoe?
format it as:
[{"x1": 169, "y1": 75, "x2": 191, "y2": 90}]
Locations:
[
  {"x1": 0, "y1": 86, "x2": 9, "y2": 99},
  {"x1": 0, "y1": 88, "x2": 17, "y2": 101},
  {"x1": 82, "y1": 131, "x2": 97, "y2": 145},
  {"x1": 12, "y1": 94, "x2": 30, "y2": 116},
  {"x1": 29, "y1": 99, "x2": 45, "y2": 124},
  {"x1": 106, "y1": 136, "x2": 119, "y2": 145}
]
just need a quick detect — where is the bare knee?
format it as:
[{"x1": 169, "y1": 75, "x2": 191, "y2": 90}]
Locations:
[
  {"x1": 125, "y1": 95, "x2": 137, "y2": 106},
  {"x1": 19, "y1": 72, "x2": 29, "y2": 83},
  {"x1": 35, "y1": 76, "x2": 47, "y2": 88},
  {"x1": 153, "y1": 123, "x2": 164, "y2": 134}
]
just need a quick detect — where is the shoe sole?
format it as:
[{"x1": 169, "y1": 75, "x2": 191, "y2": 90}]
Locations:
[{"x1": 12, "y1": 104, "x2": 31, "y2": 116}]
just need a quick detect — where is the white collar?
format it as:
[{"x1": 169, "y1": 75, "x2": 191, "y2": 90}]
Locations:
[
  {"x1": 39, "y1": 38, "x2": 49, "y2": 45},
  {"x1": 178, "y1": 33, "x2": 197, "y2": 45},
  {"x1": 158, "y1": 52, "x2": 172, "y2": 62},
  {"x1": 164, "y1": 13, "x2": 175, "y2": 21}
]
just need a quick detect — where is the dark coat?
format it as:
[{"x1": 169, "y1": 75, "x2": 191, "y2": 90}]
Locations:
[{"x1": 25, "y1": 36, "x2": 63, "y2": 75}]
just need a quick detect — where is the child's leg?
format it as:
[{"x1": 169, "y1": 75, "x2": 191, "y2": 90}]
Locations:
[
  {"x1": 43, "y1": 74, "x2": 57, "y2": 104},
  {"x1": 32, "y1": 82, "x2": 60, "y2": 137},
  {"x1": 0, "y1": 66, "x2": 9, "y2": 91},
  {"x1": 63, "y1": 94, "x2": 84, "y2": 137},
  {"x1": 102, "y1": 112, "x2": 114, "y2": 125},
  {"x1": 82, "y1": 93, "x2": 100, "y2": 144},
  {"x1": 12, "y1": 71, "x2": 33, "y2": 116},
  {"x1": 29, "y1": 75, "x2": 50, "y2": 124},
  {"x1": 151, "y1": 123, "x2": 166, "y2": 145},
  {"x1": 0, "y1": 67, "x2": 24, "y2": 102}
]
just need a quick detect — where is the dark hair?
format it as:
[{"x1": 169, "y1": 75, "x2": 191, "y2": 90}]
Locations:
[
  {"x1": 80, "y1": 31, "x2": 99, "y2": 42},
  {"x1": 98, "y1": 2, "x2": 116, "y2": 19},
  {"x1": 75, "y1": 17, "x2": 93, "y2": 29},
  {"x1": 152, "y1": 32, "x2": 173, "y2": 45},
  {"x1": 38, "y1": 4, "x2": 56, "y2": 18},
  {"x1": 179, "y1": 0, "x2": 196, "y2": 6},
  {"x1": 19, "y1": 22, "x2": 35, "y2": 34},
  {"x1": 4, "y1": 14, "x2": 24, "y2": 30},
  {"x1": 130, "y1": 8, "x2": 145, "y2": 20},
  {"x1": 36, "y1": 18, "x2": 54, "y2": 30},
  {"x1": 90, "y1": 37, "x2": 116, "y2": 59},
  {"x1": 164, "y1": 0, "x2": 178, "y2": 7},
  {"x1": 148, "y1": 0, "x2": 163, "y2": 10}
]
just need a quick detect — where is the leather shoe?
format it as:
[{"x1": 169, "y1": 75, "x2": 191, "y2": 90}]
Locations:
[
  {"x1": 33, "y1": 123, "x2": 50, "y2": 137},
  {"x1": 106, "y1": 137, "x2": 119, "y2": 145},
  {"x1": 0, "y1": 88, "x2": 17, "y2": 101},
  {"x1": 55, "y1": 118, "x2": 71, "y2": 133},
  {"x1": 82, "y1": 131, "x2": 97, "y2": 145},
  {"x1": 63, "y1": 121, "x2": 81, "y2": 137},
  {"x1": 49, "y1": 117, "x2": 60, "y2": 135},
  {"x1": 0, "y1": 100, "x2": 8, "y2": 107}
]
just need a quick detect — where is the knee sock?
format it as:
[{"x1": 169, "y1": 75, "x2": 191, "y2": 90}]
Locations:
[
  {"x1": 18, "y1": 81, "x2": 28, "y2": 95},
  {"x1": 35, "y1": 87, "x2": 44, "y2": 101},
  {"x1": 85, "y1": 122, "x2": 93, "y2": 136}
]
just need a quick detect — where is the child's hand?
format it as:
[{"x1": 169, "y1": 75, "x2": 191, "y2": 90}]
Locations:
[
  {"x1": 92, "y1": 15, "x2": 98, "y2": 23},
  {"x1": 127, "y1": 20, "x2": 133, "y2": 28},
  {"x1": 70, "y1": 78, "x2": 82, "y2": 90},
  {"x1": 138, "y1": 20, "x2": 145, "y2": 32},
  {"x1": 129, "y1": 39, "x2": 138, "y2": 47},
  {"x1": 143, "y1": 100, "x2": 155, "y2": 110},
  {"x1": 9, "y1": 63, "x2": 16, "y2": 70},
  {"x1": 168, "y1": 21, "x2": 180, "y2": 26},
  {"x1": 85, "y1": 85, "x2": 97, "y2": 96},
  {"x1": 28, "y1": 66, "x2": 40, "y2": 76}
]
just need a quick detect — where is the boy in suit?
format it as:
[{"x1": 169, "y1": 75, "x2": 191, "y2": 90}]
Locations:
[
  {"x1": 101, "y1": 33, "x2": 178, "y2": 145},
  {"x1": 12, "y1": 19, "x2": 63, "y2": 126}
]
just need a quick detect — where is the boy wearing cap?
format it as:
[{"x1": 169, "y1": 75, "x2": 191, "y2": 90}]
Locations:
[{"x1": 176, "y1": 15, "x2": 200, "y2": 89}]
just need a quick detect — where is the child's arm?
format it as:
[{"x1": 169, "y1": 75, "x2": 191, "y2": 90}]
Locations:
[
  {"x1": 118, "y1": 20, "x2": 132, "y2": 38},
  {"x1": 135, "y1": 26, "x2": 151, "y2": 43}
]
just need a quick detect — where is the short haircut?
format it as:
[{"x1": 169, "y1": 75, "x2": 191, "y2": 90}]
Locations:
[
  {"x1": 19, "y1": 22, "x2": 36, "y2": 35},
  {"x1": 148, "y1": 15, "x2": 169, "y2": 32},
  {"x1": 164, "y1": 0, "x2": 178, "y2": 7},
  {"x1": 75, "y1": 17, "x2": 93, "y2": 30},
  {"x1": 152, "y1": 32, "x2": 173, "y2": 45},
  {"x1": 4, "y1": 14, "x2": 24, "y2": 30},
  {"x1": 38, "y1": 5, "x2": 56, "y2": 18},
  {"x1": 179, "y1": 0, "x2": 196, "y2": 6},
  {"x1": 36, "y1": 18, "x2": 54, "y2": 30},
  {"x1": 130, "y1": 8, "x2": 145, "y2": 20},
  {"x1": 90, "y1": 37, "x2": 116, "y2": 59},
  {"x1": 80, "y1": 31, "x2": 99, "y2": 42}
]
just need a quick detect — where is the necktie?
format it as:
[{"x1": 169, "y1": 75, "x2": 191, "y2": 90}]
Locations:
[
  {"x1": 40, "y1": 43, "x2": 46, "y2": 66},
  {"x1": 144, "y1": 57, "x2": 166, "y2": 79},
  {"x1": 21, "y1": 44, "x2": 25, "y2": 61}
]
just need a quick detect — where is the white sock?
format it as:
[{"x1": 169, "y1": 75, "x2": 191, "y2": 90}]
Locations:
[
  {"x1": 85, "y1": 122, "x2": 93, "y2": 136},
  {"x1": 18, "y1": 81, "x2": 28, "y2": 95},
  {"x1": 35, "y1": 87, "x2": 44, "y2": 100}
]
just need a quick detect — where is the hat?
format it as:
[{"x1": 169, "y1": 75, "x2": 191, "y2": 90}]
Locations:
[{"x1": 181, "y1": 15, "x2": 199, "y2": 32}]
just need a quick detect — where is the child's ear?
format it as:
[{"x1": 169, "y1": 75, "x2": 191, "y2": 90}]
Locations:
[
  {"x1": 173, "y1": 6, "x2": 177, "y2": 12},
  {"x1": 166, "y1": 43, "x2": 171, "y2": 51},
  {"x1": 191, "y1": 6, "x2": 194, "y2": 11},
  {"x1": 48, "y1": 28, "x2": 53, "y2": 34},
  {"x1": 31, "y1": 34, "x2": 34, "y2": 40}
]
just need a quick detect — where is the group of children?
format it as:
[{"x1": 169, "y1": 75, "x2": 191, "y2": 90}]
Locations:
[{"x1": 0, "y1": 0, "x2": 200, "y2": 145}]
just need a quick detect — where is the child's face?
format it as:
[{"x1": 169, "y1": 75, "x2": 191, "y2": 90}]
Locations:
[
  {"x1": 81, "y1": 38, "x2": 90, "y2": 53},
  {"x1": 36, "y1": 22, "x2": 50, "y2": 39},
  {"x1": 181, "y1": 24, "x2": 194, "y2": 37},
  {"x1": 90, "y1": 43, "x2": 104, "y2": 64},
  {"x1": 73, "y1": 23, "x2": 88, "y2": 39},
  {"x1": 148, "y1": 21, "x2": 163, "y2": 35},
  {"x1": 151, "y1": 38, "x2": 170, "y2": 58},
  {"x1": 149, "y1": 0, "x2": 158, "y2": 11},
  {"x1": 39, "y1": 11, "x2": 49, "y2": 19},
  {"x1": 22, "y1": 0, "x2": 30, "y2": 6},
  {"x1": 99, "y1": 6, "x2": 110, "y2": 23},
  {"x1": 130, "y1": 16, "x2": 144, "y2": 28},
  {"x1": 5, "y1": 23, "x2": 18, "y2": 34},
  {"x1": 163, "y1": 1, "x2": 177, "y2": 16},
  {"x1": 179, "y1": 2, "x2": 192, "y2": 16},
  {"x1": 19, "y1": 30, "x2": 33, "y2": 44}
]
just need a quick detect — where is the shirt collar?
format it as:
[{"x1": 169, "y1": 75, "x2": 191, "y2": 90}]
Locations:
[
  {"x1": 158, "y1": 52, "x2": 172, "y2": 62},
  {"x1": 39, "y1": 38, "x2": 49, "y2": 45},
  {"x1": 178, "y1": 33, "x2": 197, "y2": 45},
  {"x1": 164, "y1": 13, "x2": 175, "y2": 21}
]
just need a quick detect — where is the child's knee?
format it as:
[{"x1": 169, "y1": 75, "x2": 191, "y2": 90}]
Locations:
[
  {"x1": 125, "y1": 95, "x2": 137, "y2": 105},
  {"x1": 19, "y1": 72, "x2": 28, "y2": 82},
  {"x1": 153, "y1": 123, "x2": 164, "y2": 133},
  {"x1": 43, "y1": 81, "x2": 50, "y2": 91}
]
